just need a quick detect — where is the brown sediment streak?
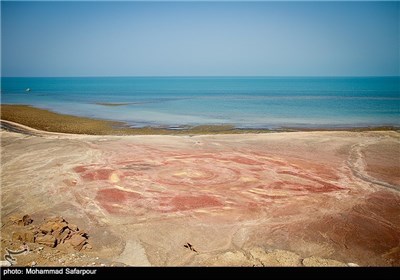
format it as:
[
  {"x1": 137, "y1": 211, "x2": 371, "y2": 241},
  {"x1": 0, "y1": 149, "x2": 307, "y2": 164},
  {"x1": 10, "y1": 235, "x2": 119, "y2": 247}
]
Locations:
[
  {"x1": 347, "y1": 142, "x2": 400, "y2": 191},
  {"x1": 277, "y1": 170, "x2": 344, "y2": 191},
  {"x1": 269, "y1": 181, "x2": 341, "y2": 194},
  {"x1": 304, "y1": 190, "x2": 400, "y2": 262},
  {"x1": 223, "y1": 156, "x2": 263, "y2": 165},
  {"x1": 284, "y1": 159, "x2": 341, "y2": 181}
]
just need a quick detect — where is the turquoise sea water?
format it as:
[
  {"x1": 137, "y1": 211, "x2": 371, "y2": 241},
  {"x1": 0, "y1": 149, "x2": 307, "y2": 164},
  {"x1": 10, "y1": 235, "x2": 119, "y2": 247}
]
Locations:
[{"x1": 1, "y1": 77, "x2": 399, "y2": 129}]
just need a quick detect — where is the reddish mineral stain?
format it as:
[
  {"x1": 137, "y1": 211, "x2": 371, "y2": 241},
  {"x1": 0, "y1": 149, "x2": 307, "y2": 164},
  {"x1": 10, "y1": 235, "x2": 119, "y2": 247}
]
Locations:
[
  {"x1": 277, "y1": 170, "x2": 343, "y2": 192},
  {"x1": 170, "y1": 195, "x2": 223, "y2": 211},
  {"x1": 268, "y1": 180, "x2": 340, "y2": 194},
  {"x1": 228, "y1": 156, "x2": 262, "y2": 165},
  {"x1": 96, "y1": 188, "x2": 141, "y2": 214},
  {"x1": 81, "y1": 169, "x2": 114, "y2": 181},
  {"x1": 73, "y1": 166, "x2": 88, "y2": 173}
]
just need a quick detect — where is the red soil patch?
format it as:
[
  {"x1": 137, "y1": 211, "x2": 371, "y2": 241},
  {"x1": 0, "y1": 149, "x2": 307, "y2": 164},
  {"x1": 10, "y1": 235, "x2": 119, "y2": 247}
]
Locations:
[
  {"x1": 227, "y1": 156, "x2": 262, "y2": 165},
  {"x1": 74, "y1": 165, "x2": 117, "y2": 181},
  {"x1": 269, "y1": 180, "x2": 341, "y2": 194},
  {"x1": 169, "y1": 195, "x2": 223, "y2": 211},
  {"x1": 73, "y1": 166, "x2": 88, "y2": 173},
  {"x1": 96, "y1": 188, "x2": 142, "y2": 214}
]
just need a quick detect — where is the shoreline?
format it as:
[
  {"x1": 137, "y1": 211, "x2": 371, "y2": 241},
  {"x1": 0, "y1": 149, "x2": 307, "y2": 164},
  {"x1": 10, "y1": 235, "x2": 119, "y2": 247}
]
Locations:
[{"x1": 1, "y1": 104, "x2": 399, "y2": 136}]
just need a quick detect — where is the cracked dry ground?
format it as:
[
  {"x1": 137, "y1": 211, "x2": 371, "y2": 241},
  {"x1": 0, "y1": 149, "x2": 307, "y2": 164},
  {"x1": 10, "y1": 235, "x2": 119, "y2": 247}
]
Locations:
[{"x1": 1, "y1": 130, "x2": 399, "y2": 266}]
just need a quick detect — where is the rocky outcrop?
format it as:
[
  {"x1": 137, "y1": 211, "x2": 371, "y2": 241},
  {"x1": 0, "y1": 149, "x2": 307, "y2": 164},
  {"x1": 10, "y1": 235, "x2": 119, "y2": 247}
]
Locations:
[
  {"x1": 10, "y1": 215, "x2": 90, "y2": 251},
  {"x1": 9, "y1": 214, "x2": 33, "y2": 226}
]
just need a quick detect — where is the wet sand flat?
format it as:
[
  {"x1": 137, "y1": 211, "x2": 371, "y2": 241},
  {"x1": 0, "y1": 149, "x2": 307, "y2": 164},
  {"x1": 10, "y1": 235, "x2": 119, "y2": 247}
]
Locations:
[
  {"x1": 1, "y1": 120, "x2": 399, "y2": 266},
  {"x1": 0, "y1": 105, "x2": 270, "y2": 135},
  {"x1": 2, "y1": 104, "x2": 398, "y2": 136}
]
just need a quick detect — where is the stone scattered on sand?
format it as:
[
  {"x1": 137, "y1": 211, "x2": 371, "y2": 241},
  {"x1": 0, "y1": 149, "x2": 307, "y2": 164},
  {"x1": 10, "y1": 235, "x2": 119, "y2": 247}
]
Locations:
[
  {"x1": 68, "y1": 224, "x2": 79, "y2": 232},
  {"x1": 302, "y1": 256, "x2": 347, "y2": 267},
  {"x1": 208, "y1": 251, "x2": 257, "y2": 266},
  {"x1": 193, "y1": 246, "x2": 349, "y2": 267},
  {"x1": 249, "y1": 248, "x2": 303, "y2": 267},
  {"x1": 83, "y1": 244, "x2": 92, "y2": 250},
  {"x1": 12, "y1": 229, "x2": 35, "y2": 243},
  {"x1": 9, "y1": 214, "x2": 33, "y2": 226},
  {"x1": 9, "y1": 215, "x2": 90, "y2": 251}
]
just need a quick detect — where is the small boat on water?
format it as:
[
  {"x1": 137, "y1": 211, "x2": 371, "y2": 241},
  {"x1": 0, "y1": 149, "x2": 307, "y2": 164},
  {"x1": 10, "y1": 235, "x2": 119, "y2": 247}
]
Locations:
[{"x1": 25, "y1": 88, "x2": 31, "y2": 92}]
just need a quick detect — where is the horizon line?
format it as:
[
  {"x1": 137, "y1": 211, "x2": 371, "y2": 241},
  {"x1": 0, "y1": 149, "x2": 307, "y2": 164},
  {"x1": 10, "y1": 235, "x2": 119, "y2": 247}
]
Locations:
[{"x1": 2, "y1": 75, "x2": 400, "y2": 78}]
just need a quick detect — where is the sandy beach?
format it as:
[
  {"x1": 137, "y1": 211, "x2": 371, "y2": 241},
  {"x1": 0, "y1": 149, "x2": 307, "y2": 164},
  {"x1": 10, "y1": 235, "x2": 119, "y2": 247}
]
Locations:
[{"x1": 1, "y1": 111, "x2": 399, "y2": 266}]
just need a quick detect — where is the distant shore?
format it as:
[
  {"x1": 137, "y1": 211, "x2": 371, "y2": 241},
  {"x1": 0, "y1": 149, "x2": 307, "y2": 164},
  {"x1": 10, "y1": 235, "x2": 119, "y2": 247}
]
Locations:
[{"x1": 1, "y1": 104, "x2": 399, "y2": 135}]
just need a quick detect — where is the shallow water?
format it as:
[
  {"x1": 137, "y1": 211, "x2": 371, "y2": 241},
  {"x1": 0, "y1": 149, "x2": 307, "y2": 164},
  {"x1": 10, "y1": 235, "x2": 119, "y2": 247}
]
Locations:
[{"x1": 1, "y1": 76, "x2": 399, "y2": 129}]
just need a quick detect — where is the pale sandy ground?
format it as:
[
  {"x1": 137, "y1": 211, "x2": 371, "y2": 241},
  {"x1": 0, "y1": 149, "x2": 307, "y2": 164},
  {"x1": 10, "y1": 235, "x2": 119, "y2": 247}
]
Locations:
[{"x1": 1, "y1": 120, "x2": 399, "y2": 266}]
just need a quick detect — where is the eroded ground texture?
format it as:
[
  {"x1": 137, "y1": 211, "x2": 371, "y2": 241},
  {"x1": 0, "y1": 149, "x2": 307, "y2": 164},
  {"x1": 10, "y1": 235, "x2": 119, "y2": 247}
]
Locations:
[{"x1": 1, "y1": 127, "x2": 399, "y2": 266}]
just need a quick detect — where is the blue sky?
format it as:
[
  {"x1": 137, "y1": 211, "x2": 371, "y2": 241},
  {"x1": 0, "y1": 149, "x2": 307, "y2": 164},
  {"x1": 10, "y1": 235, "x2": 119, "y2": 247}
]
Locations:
[{"x1": 1, "y1": 1, "x2": 399, "y2": 76}]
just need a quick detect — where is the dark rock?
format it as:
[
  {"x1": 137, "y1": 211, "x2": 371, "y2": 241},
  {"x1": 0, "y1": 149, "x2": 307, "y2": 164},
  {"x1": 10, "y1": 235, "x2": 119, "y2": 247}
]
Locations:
[
  {"x1": 36, "y1": 235, "x2": 56, "y2": 248},
  {"x1": 68, "y1": 234, "x2": 87, "y2": 251},
  {"x1": 9, "y1": 214, "x2": 33, "y2": 226},
  {"x1": 68, "y1": 224, "x2": 79, "y2": 232},
  {"x1": 51, "y1": 222, "x2": 68, "y2": 232},
  {"x1": 58, "y1": 229, "x2": 70, "y2": 243},
  {"x1": 40, "y1": 222, "x2": 54, "y2": 234},
  {"x1": 22, "y1": 215, "x2": 33, "y2": 226},
  {"x1": 12, "y1": 230, "x2": 35, "y2": 243}
]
